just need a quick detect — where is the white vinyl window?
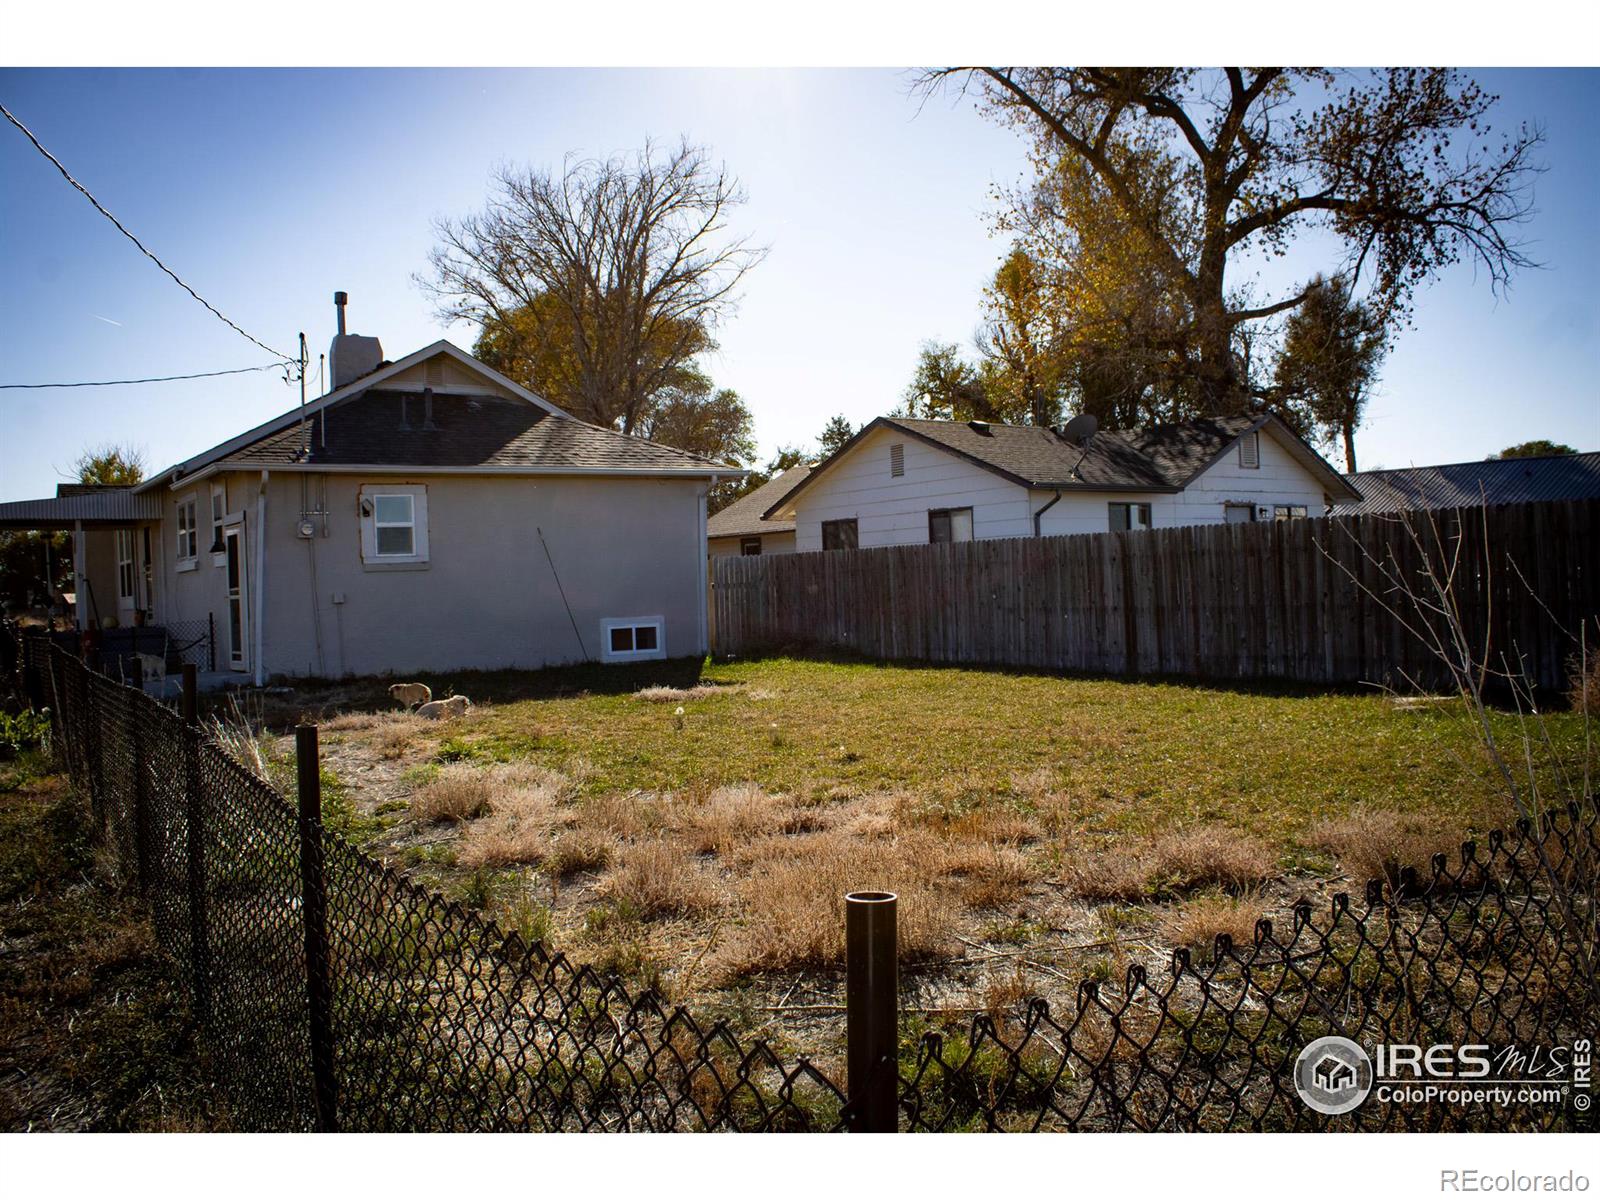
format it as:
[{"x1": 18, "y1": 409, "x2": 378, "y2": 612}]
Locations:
[
  {"x1": 1109, "y1": 502, "x2": 1153, "y2": 532},
  {"x1": 209, "y1": 482, "x2": 227, "y2": 560},
  {"x1": 601, "y1": 616, "x2": 666, "y2": 663},
  {"x1": 175, "y1": 494, "x2": 199, "y2": 564},
  {"x1": 359, "y1": 485, "x2": 429, "y2": 566},
  {"x1": 1239, "y1": 432, "x2": 1261, "y2": 469},
  {"x1": 115, "y1": 529, "x2": 136, "y2": 600},
  {"x1": 928, "y1": 507, "x2": 973, "y2": 543}
]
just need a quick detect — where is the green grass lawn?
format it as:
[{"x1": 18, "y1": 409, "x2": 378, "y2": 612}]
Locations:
[{"x1": 436, "y1": 656, "x2": 1581, "y2": 846}]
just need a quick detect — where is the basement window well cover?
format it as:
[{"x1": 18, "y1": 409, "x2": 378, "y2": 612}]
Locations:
[{"x1": 602, "y1": 617, "x2": 666, "y2": 662}]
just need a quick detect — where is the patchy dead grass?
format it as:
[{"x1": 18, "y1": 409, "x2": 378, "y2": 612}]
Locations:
[
  {"x1": 410, "y1": 764, "x2": 495, "y2": 824},
  {"x1": 1061, "y1": 826, "x2": 1278, "y2": 902},
  {"x1": 635, "y1": 684, "x2": 742, "y2": 703},
  {"x1": 715, "y1": 829, "x2": 957, "y2": 976},
  {"x1": 1160, "y1": 893, "x2": 1269, "y2": 963},
  {"x1": 670, "y1": 783, "x2": 784, "y2": 855},
  {"x1": 599, "y1": 840, "x2": 718, "y2": 920},
  {"x1": 457, "y1": 781, "x2": 571, "y2": 869},
  {"x1": 1311, "y1": 809, "x2": 1453, "y2": 891}
]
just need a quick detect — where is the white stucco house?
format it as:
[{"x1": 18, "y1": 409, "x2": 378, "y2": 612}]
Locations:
[
  {"x1": 0, "y1": 299, "x2": 739, "y2": 683},
  {"x1": 759, "y1": 414, "x2": 1360, "y2": 552}
]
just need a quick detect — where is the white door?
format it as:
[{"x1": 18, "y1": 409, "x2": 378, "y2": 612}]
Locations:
[
  {"x1": 114, "y1": 529, "x2": 137, "y2": 625},
  {"x1": 224, "y1": 524, "x2": 248, "y2": 671}
]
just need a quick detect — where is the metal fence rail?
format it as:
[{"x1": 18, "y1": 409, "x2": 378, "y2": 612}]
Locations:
[{"x1": 12, "y1": 631, "x2": 1599, "y2": 1132}]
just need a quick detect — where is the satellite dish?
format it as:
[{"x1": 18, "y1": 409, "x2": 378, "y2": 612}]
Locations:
[{"x1": 1063, "y1": 413, "x2": 1099, "y2": 447}]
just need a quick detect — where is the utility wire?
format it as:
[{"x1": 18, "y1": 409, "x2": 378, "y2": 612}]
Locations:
[
  {"x1": 0, "y1": 362, "x2": 289, "y2": 389},
  {"x1": 0, "y1": 101, "x2": 296, "y2": 365}
]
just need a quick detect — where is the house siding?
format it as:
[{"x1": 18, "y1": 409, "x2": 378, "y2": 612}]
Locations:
[
  {"x1": 708, "y1": 531, "x2": 796, "y2": 558},
  {"x1": 253, "y1": 472, "x2": 706, "y2": 678},
  {"x1": 791, "y1": 424, "x2": 1033, "y2": 552}
]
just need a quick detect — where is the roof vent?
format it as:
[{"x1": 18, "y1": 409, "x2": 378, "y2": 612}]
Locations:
[
  {"x1": 328, "y1": 291, "x2": 383, "y2": 389},
  {"x1": 968, "y1": 420, "x2": 992, "y2": 436}
]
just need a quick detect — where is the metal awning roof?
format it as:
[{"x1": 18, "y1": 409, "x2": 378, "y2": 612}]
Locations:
[{"x1": 0, "y1": 487, "x2": 163, "y2": 530}]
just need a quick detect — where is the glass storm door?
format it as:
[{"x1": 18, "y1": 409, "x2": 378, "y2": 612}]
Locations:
[{"x1": 225, "y1": 525, "x2": 248, "y2": 671}]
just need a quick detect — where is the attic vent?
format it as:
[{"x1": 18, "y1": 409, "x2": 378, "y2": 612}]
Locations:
[
  {"x1": 968, "y1": 420, "x2": 992, "y2": 436},
  {"x1": 890, "y1": 443, "x2": 905, "y2": 477},
  {"x1": 1239, "y1": 431, "x2": 1260, "y2": 469}
]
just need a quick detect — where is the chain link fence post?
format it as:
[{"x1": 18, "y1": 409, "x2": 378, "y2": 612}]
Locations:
[
  {"x1": 845, "y1": 890, "x2": 898, "y2": 1132},
  {"x1": 181, "y1": 663, "x2": 211, "y2": 1023},
  {"x1": 296, "y1": 723, "x2": 339, "y2": 1132},
  {"x1": 128, "y1": 657, "x2": 151, "y2": 895}
]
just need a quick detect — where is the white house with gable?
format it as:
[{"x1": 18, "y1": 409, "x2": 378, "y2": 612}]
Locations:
[{"x1": 760, "y1": 414, "x2": 1359, "y2": 553}]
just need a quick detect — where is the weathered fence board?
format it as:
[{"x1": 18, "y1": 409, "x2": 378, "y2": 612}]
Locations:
[{"x1": 712, "y1": 500, "x2": 1600, "y2": 692}]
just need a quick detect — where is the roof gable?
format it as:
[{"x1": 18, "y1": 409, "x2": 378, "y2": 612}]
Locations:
[
  {"x1": 762, "y1": 412, "x2": 1356, "y2": 518},
  {"x1": 708, "y1": 465, "x2": 812, "y2": 538}
]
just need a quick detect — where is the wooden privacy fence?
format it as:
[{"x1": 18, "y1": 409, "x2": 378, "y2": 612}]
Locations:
[{"x1": 712, "y1": 499, "x2": 1600, "y2": 692}]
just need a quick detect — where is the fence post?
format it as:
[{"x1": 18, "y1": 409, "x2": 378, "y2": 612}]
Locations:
[
  {"x1": 295, "y1": 724, "x2": 339, "y2": 1132},
  {"x1": 181, "y1": 663, "x2": 211, "y2": 1023},
  {"x1": 128, "y1": 657, "x2": 151, "y2": 894},
  {"x1": 845, "y1": 890, "x2": 898, "y2": 1132}
]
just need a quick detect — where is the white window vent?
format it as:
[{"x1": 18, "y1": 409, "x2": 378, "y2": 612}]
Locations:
[
  {"x1": 1239, "y1": 432, "x2": 1260, "y2": 469},
  {"x1": 890, "y1": 443, "x2": 905, "y2": 477}
]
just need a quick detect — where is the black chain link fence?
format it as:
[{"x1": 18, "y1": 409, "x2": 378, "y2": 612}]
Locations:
[{"x1": 11, "y1": 628, "x2": 1598, "y2": 1132}]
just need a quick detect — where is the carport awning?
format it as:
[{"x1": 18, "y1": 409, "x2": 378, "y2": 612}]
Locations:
[{"x1": 0, "y1": 489, "x2": 163, "y2": 530}]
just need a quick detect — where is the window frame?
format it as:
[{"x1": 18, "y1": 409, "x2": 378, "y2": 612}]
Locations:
[
  {"x1": 1224, "y1": 503, "x2": 1256, "y2": 525},
  {"x1": 821, "y1": 518, "x2": 859, "y2": 552},
  {"x1": 209, "y1": 481, "x2": 228, "y2": 563},
  {"x1": 928, "y1": 506, "x2": 974, "y2": 544},
  {"x1": 1108, "y1": 502, "x2": 1153, "y2": 533},
  {"x1": 740, "y1": 536, "x2": 762, "y2": 556},
  {"x1": 600, "y1": 616, "x2": 666, "y2": 663},
  {"x1": 174, "y1": 493, "x2": 199, "y2": 568},
  {"x1": 114, "y1": 529, "x2": 136, "y2": 601},
  {"x1": 1273, "y1": 504, "x2": 1308, "y2": 521},
  {"x1": 358, "y1": 484, "x2": 429, "y2": 568}
]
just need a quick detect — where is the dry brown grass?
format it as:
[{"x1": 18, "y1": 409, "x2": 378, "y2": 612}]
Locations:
[
  {"x1": 410, "y1": 764, "x2": 494, "y2": 823},
  {"x1": 1160, "y1": 893, "x2": 1269, "y2": 962},
  {"x1": 944, "y1": 840, "x2": 1035, "y2": 909},
  {"x1": 671, "y1": 783, "x2": 783, "y2": 855},
  {"x1": 599, "y1": 840, "x2": 718, "y2": 919},
  {"x1": 1311, "y1": 809, "x2": 1451, "y2": 890},
  {"x1": 544, "y1": 829, "x2": 615, "y2": 876},
  {"x1": 457, "y1": 777, "x2": 570, "y2": 868},
  {"x1": 634, "y1": 684, "x2": 741, "y2": 703},
  {"x1": 1151, "y1": 827, "x2": 1278, "y2": 894},
  {"x1": 715, "y1": 829, "x2": 957, "y2": 976},
  {"x1": 1569, "y1": 650, "x2": 1600, "y2": 716}
]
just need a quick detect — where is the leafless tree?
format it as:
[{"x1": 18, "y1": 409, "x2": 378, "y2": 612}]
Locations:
[{"x1": 421, "y1": 139, "x2": 765, "y2": 433}]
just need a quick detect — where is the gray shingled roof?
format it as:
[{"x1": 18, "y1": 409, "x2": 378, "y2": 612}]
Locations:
[
  {"x1": 708, "y1": 465, "x2": 812, "y2": 538},
  {"x1": 763, "y1": 413, "x2": 1347, "y2": 519},
  {"x1": 215, "y1": 389, "x2": 733, "y2": 474},
  {"x1": 1333, "y1": 452, "x2": 1600, "y2": 515}
]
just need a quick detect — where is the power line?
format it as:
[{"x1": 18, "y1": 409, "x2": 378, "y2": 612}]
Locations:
[
  {"x1": 0, "y1": 101, "x2": 296, "y2": 365},
  {"x1": 0, "y1": 362, "x2": 290, "y2": 389}
]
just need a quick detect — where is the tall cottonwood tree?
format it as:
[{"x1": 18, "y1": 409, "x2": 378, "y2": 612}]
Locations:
[
  {"x1": 423, "y1": 139, "x2": 765, "y2": 434},
  {"x1": 928, "y1": 68, "x2": 1542, "y2": 411}
]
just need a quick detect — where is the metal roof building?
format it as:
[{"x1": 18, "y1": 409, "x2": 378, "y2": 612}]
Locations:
[{"x1": 1332, "y1": 452, "x2": 1600, "y2": 516}]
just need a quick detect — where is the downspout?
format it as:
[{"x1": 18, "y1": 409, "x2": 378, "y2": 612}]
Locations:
[
  {"x1": 254, "y1": 470, "x2": 268, "y2": 686},
  {"x1": 697, "y1": 475, "x2": 720, "y2": 657},
  {"x1": 1032, "y1": 490, "x2": 1062, "y2": 537}
]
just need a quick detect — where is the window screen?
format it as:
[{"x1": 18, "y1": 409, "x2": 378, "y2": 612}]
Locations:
[
  {"x1": 929, "y1": 507, "x2": 973, "y2": 544},
  {"x1": 821, "y1": 519, "x2": 858, "y2": 551}
]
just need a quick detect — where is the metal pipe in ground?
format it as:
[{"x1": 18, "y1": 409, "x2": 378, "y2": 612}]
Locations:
[{"x1": 845, "y1": 890, "x2": 898, "y2": 1132}]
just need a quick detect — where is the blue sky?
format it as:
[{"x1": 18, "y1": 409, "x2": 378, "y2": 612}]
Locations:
[{"x1": 1, "y1": 67, "x2": 1596, "y2": 501}]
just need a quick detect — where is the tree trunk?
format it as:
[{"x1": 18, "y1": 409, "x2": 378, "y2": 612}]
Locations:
[{"x1": 1342, "y1": 423, "x2": 1358, "y2": 474}]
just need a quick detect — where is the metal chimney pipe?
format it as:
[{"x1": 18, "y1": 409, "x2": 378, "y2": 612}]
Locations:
[{"x1": 334, "y1": 291, "x2": 348, "y2": 336}]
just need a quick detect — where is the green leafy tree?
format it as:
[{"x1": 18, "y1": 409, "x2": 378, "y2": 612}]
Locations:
[
  {"x1": 1490, "y1": 440, "x2": 1580, "y2": 460},
  {"x1": 899, "y1": 342, "x2": 996, "y2": 421},
  {"x1": 1273, "y1": 275, "x2": 1387, "y2": 472},
  {"x1": 818, "y1": 415, "x2": 855, "y2": 457},
  {"x1": 928, "y1": 68, "x2": 1541, "y2": 411},
  {"x1": 73, "y1": 443, "x2": 146, "y2": 486}
]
